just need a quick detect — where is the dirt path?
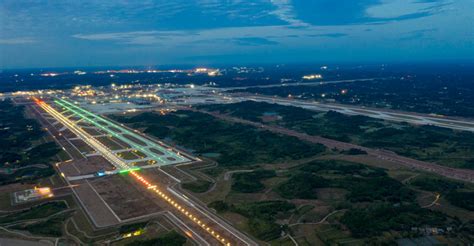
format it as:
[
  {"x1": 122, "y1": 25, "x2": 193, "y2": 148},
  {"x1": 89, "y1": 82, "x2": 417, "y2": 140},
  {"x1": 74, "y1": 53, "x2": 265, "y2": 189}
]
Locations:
[
  {"x1": 224, "y1": 170, "x2": 254, "y2": 181},
  {"x1": 289, "y1": 209, "x2": 344, "y2": 227}
]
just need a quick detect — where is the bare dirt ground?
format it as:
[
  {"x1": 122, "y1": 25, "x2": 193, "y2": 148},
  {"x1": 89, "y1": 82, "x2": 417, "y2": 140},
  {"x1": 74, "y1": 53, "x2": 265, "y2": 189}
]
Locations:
[
  {"x1": 90, "y1": 175, "x2": 164, "y2": 221},
  {"x1": 71, "y1": 179, "x2": 121, "y2": 227}
]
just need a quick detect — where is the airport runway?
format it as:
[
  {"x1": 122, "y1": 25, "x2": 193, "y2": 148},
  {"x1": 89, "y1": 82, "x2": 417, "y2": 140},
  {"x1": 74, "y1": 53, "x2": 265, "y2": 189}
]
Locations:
[
  {"x1": 223, "y1": 78, "x2": 378, "y2": 90},
  {"x1": 32, "y1": 97, "x2": 257, "y2": 246},
  {"x1": 232, "y1": 95, "x2": 474, "y2": 133}
]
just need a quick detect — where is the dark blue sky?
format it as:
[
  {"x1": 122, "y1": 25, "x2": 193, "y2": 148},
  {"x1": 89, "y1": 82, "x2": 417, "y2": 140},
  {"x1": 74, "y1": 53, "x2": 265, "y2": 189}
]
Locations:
[{"x1": 0, "y1": 0, "x2": 472, "y2": 68}]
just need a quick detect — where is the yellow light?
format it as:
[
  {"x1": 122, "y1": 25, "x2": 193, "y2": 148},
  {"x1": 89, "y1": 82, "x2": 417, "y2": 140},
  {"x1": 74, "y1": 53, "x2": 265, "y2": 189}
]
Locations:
[{"x1": 129, "y1": 172, "x2": 232, "y2": 245}]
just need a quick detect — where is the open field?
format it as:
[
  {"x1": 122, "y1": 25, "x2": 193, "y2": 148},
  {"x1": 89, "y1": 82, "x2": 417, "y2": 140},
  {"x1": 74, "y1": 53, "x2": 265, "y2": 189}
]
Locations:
[
  {"x1": 200, "y1": 101, "x2": 474, "y2": 169},
  {"x1": 182, "y1": 150, "x2": 474, "y2": 244},
  {"x1": 0, "y1": 100, "x2": 60, "y2": 185},
  {"x1": 112, "y1": 110, "x2": 327, "y2": 168}
]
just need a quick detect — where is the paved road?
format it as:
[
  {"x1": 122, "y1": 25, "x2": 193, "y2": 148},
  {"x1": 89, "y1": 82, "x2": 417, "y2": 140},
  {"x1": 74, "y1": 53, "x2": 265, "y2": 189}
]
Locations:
[{"x1": 223, "y1": 170, "x2": 253, "y2": 181}]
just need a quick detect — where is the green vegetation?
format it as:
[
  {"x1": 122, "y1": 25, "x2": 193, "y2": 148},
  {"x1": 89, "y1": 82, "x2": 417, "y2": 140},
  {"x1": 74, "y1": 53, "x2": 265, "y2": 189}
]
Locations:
[
  {"x1": 232, "y1": 169, "x2": 276, "y2": 193},
  {"x1": 248, "y1": 218, "x2": 283, "y2": 241},
  {"x1": 0, "y1": 100, "x2": 43, "y2": 165},
  {"x1": 411, "y1": 177, "x2": 464, "y2": 192},
  {"x1": 0, "y1": 201, "x2": 67, "y2": 224},
  {"x1": 181, "y1": 179, "x2": 213, "y2": 193},
  {"x1": 410, "y1": 177, "x2": 474, "y2": 211},
  {"x1": 315, "y1": 224, "x2": 363, "y2": 245},
  {"x1": 119, "y1": 221, "x2": 148, "y2": 234},
  {"x1": 126, "y1": 230, "x2": 187, "y2": 246},
  {"x1": 275, "y1": 159, "x2": 413, "y2": 202},
  {"x1": 233, "y1": 200, "x2": 295, "y2": 220},
  {"x1": 341, "y1": 203, "x2": 447, "y2": 238},
  {"x1": 277, "y1": 173, "x2": 328, "y2": 199},
  {"x1": 212, "y1": 157, "x2": 474, "y2": 241},
  {"x1": 341, "y1": 176, "x2": 415, "y2": 203},
  {"x1": 233, "y1": 201, "x2": 294, "y2": 241},
  {"x1": 200, "y1": 101, "x2": 474, "y2": 169},
  {"x1": 13, "y1": 213, "x2": 70, "y2": 237},
  {"x1": 446, "y1": 191, "x2": 474, "y2": 211},
  {"x1": 341, "y1": 148, "x2": 367, "y2": 155},
  {"x1": 113, "y1": 110, "x2": 326, "y2": 167},
  {"x1": 0, "y1": 100, "x2": 60, "y2": 184},
  {"x1": 208, "y1": 200, "x2": 295, "y2": 241},
  {"x1": 208, "y1": 200, "x2": 229, "y2": 212},
  {"x1": 27, "y1": 142, "x2": 61, "y2": 163},
  {"x1": 300, "y1": 159, "x2": 386, "y2": 177}
]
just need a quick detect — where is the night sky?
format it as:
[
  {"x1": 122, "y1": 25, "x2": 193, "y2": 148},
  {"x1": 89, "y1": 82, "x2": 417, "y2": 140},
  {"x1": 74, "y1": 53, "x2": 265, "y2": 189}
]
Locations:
[{"x1": 1, "y1": 0, "x2": 473, "y2": 68}]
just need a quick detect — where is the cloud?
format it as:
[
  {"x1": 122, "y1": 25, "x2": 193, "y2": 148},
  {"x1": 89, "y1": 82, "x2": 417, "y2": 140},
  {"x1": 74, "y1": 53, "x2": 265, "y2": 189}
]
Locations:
[
  {"x1": 0, "y1": 37, "x2": 36, "y2": 44},
  {"x1": 399, "y1": 28, "x2": 437, "y2": 41},
  {"x1": 307, "y1": 33, "x2": 348, "y2": 38},
  {"x1": 73, "y1": 31, "x2": 197, "y2": 45},
  {"x1": 269, "y1": 0, "x2": 309, "y2": 27},
  {"x1": 289, "y1": 0, "x2": 451, "y2": 26},
  {"x1": 365, "y1": 0, "x2": 451, "y2": 19},
  {"x1": 233, "y1": 37, "x2": 278, "y2": 46}
]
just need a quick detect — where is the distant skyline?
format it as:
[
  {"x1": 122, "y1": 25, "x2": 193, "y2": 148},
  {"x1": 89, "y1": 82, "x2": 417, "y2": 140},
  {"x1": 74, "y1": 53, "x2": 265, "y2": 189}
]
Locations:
[{"x1": 1, "y1": 0, "x2": 473, "y2": 69}]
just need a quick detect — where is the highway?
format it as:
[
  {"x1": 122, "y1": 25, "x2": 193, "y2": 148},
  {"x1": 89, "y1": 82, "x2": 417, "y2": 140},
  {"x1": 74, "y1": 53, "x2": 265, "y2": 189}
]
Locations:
[{"x1": 33, "y1": 97, "x2": 257, "y2": 246}]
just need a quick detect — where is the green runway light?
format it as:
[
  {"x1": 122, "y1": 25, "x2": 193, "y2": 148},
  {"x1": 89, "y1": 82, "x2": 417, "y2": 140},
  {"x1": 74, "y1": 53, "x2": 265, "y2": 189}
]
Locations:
[
  {"x1": 54, "y1": 98, "x2": 188, "y2": 165},
  {"x1": 119, "y1": 167, "x2": 141, "y2": 174}
]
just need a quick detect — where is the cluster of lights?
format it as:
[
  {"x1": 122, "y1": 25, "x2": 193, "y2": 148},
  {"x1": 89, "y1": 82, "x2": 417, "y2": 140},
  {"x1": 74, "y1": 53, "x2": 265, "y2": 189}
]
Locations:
[
  {"x1": 13, "y1": 90, "x2": 59, "y2": 96},
  {"x1": 122, "y1": 229, "x2": 143, "y2": 239},
  {"x1": 131, "y1": 93, "x2": 162, "y2": 101},
  {"x1": 40, "y1": 72, "x2": 60, "y2": 77},
  {"x1": 302, "y1": 74, "x2": 323, "y2": 80},
  {"x1": 72, "y1": 85, "x2": 96, "y2": 97},
  {"x1": 112, "y1": 84, "x2": 134, "y2": 89},
  {"x1": 34, "y1": 186, "x2": 54, "y2": 197},
  {"x1": 74, "y1": 70, "x2": 87, "y2": 75},
  {"x1": 193, "y1": 68, "x2": 220, "y2": 76},
  {"x1": 129, "y1": 171, "x2": 231, "y2": 246}
]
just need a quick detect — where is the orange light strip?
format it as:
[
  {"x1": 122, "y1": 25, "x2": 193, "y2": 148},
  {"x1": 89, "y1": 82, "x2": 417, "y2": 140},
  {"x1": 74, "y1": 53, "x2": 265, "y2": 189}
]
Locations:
[{"x1": 129, "y1": 171, "x2": 231, "y2": 245}]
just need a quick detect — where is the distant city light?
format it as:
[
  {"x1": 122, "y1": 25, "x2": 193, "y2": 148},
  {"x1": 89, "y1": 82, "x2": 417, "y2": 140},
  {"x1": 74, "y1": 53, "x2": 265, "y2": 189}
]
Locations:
[
  {"x1": 40, "y1": 73, "x2": 59, "y2": 77},
  {"x1": 302, "y1": 74, "x2": 323, "y2": 80}
]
